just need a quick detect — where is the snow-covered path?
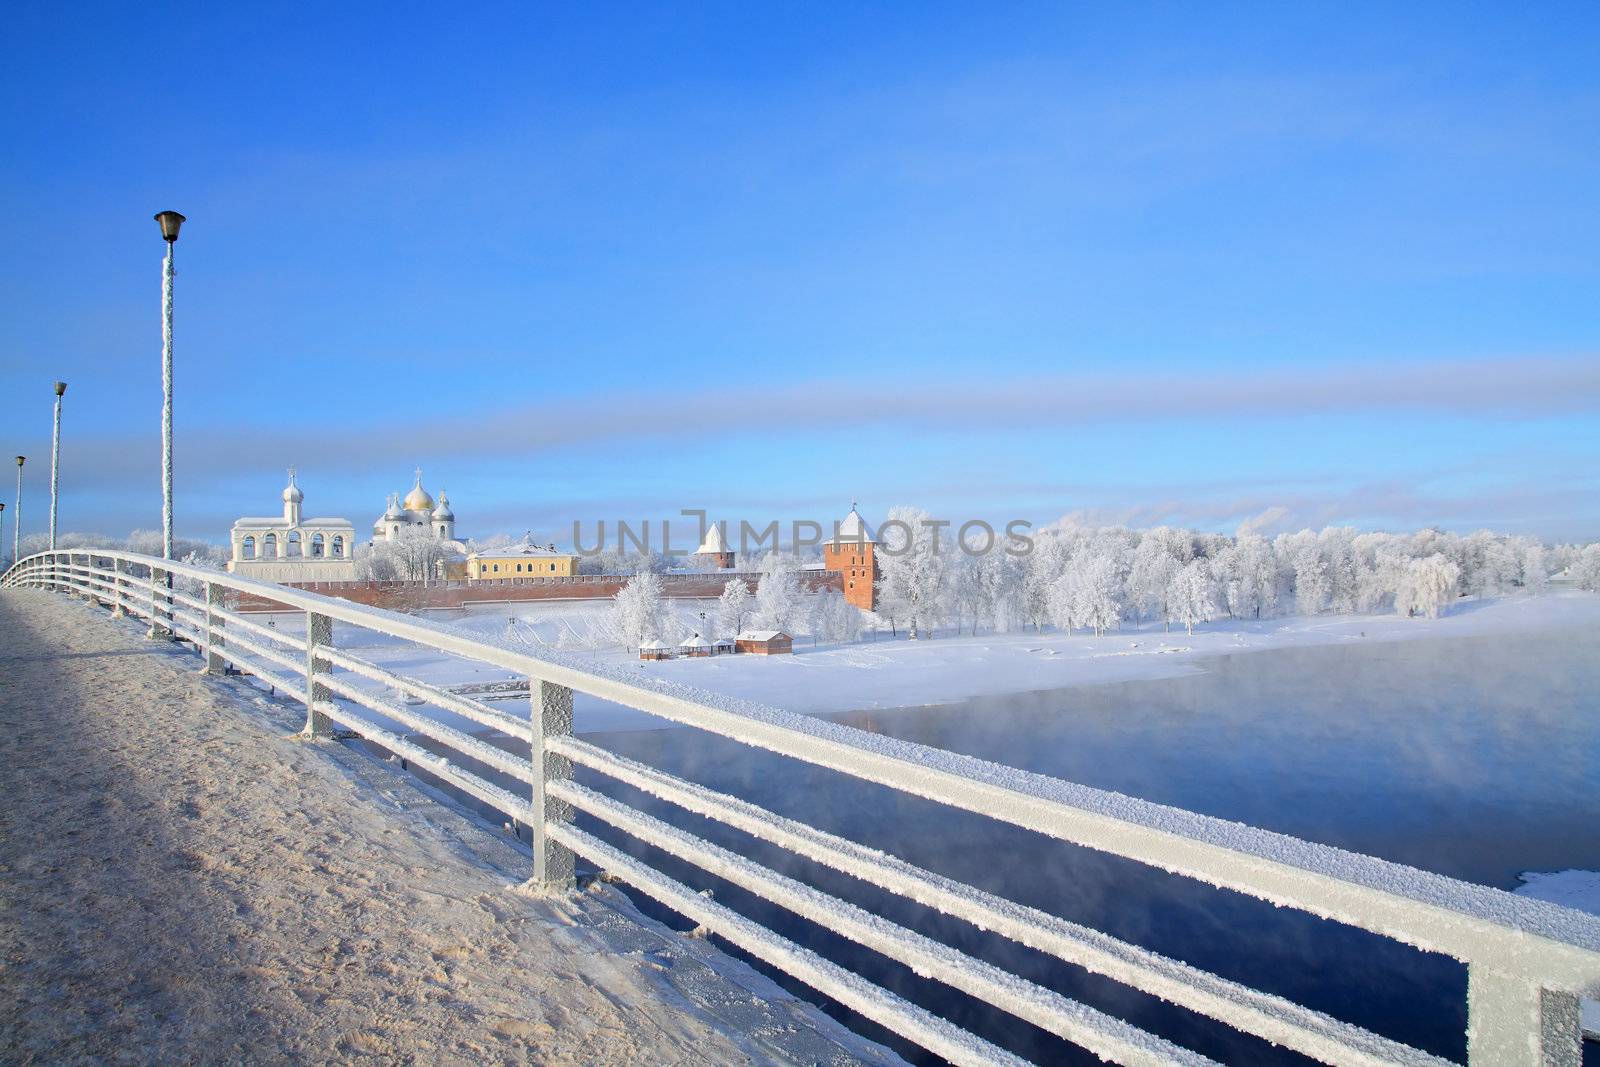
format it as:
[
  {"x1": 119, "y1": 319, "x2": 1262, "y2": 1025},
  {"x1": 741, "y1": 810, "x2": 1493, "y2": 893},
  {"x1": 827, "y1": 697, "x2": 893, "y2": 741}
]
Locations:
[{"x1": 0, "y1": 589, "x2": 890, "y2": 1066}]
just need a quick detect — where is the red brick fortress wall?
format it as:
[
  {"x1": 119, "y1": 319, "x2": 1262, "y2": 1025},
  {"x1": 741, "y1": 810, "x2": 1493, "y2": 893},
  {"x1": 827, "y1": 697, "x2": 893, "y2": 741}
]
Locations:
[{"x1": 233, "y1": 570, "x2": 844, "y2": 613}]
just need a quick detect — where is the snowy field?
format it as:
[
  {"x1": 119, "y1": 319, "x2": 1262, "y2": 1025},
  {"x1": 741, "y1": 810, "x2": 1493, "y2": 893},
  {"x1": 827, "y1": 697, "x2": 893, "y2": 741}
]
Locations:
[{"x1": 286, "y1": 591, "x2": 1600, "y2": 731}]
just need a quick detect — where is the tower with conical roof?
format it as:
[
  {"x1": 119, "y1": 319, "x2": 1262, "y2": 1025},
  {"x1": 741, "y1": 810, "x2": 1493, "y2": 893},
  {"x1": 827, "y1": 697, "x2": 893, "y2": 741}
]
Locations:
[
  {"x1": 694, "y1": 520, "x2": 735, "y2": 569},
  {"x1": 823, "y1": 502, "x2": 877, "y2": 611}
]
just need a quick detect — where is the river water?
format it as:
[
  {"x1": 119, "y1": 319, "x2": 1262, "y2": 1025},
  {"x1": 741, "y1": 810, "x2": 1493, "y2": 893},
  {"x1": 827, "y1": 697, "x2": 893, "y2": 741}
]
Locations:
[{"x1": 579, "y1": 628, "x2": 1600, "y2": 1065}]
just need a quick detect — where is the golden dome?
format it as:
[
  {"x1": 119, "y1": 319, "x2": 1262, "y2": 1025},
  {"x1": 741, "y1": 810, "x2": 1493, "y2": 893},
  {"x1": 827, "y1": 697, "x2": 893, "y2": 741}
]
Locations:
[{"x1": 402, "y1": 469, "x2": 433, "y2": 512}]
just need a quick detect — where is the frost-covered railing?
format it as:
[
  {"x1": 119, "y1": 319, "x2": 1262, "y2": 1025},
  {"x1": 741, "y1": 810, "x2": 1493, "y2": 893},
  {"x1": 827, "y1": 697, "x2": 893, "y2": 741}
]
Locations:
[{"x1": 5, "y1": 549, "x2": 1597, "y2": 1067}]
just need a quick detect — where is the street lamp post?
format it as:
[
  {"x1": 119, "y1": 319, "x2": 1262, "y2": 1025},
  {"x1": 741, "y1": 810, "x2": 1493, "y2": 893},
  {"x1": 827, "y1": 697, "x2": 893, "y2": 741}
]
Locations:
[
  {"x1": 154, "y1": 211, "x2": 184, "y2": 564},
  {"x1": 49, "y1": 382, "x2": 65, "y2": 550},
  {"x1": 12, "y1": 455, "x2": 22, "y2": 566},
  {"x1": 151, "y1": 211, "x2": 185, "y2": 639}
]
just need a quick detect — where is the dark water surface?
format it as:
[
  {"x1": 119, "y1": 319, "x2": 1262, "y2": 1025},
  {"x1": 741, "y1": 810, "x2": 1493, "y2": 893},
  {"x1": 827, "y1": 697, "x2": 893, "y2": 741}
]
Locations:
[{"x1": 578, "y1": 629, "x2": 1600, "y2": 1065}]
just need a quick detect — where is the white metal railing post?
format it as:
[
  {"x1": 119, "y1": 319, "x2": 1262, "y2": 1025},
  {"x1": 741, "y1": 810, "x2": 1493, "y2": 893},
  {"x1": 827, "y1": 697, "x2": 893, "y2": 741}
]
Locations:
[
  {"x1": 110, "y1": 558, "x2": 126, "y2": 617},
  {"x1": 529, "y1": 678, "x2": 576, "y2": 891},
  {"x1": 303, "y1": 611, "x2": 335, "y2": 736},
  {"x1": 204, "y1": 581, "x2": 227, "y2": 675},
  {"x1": 1466, "y1": 966, "x2": 1581, "y2": 1067},
  {"x1": 145, "y1": 563, "x2": 172, "y2": 640}
]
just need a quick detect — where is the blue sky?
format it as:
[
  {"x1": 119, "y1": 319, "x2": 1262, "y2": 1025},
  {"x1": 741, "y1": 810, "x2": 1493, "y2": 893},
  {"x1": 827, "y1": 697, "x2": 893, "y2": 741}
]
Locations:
[{"x1": 2, "y1": 2, "x2": 1597, "y2": 547}]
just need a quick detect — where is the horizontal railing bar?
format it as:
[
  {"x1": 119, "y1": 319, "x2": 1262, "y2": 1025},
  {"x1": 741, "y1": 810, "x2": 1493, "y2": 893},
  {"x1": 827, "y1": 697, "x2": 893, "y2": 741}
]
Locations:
[
  {"x1": 7, "y1": 549, "x2": 1600, "y2": 993},
  {"x1": 235, "y1": 665, "x2": 307, "y2": 705},
  {"x1": 217, "y1": 626, "x2": 307, "y2": 678},
  {"x1": 553, "y1": 780, "x2": 1217, "y2": 1067},
  {"x1": 315, "y1": 671, "x2": 536, "y2": 785},
  {"x1": 205, "y1": 601, "x2": 308, "y2": 649},
  {"x1": 321, "y1": 648, "x2": 532, "y2": 742},
  {"x1": 551, "y1": 738, "x2": 1446, "y2": 1067},
  {"x1": 312, "y1": 700, "x2": 531, "y2": 823},
  {"x1": 549, "y1": 822, "x2": 1036, "y2": 1067}
]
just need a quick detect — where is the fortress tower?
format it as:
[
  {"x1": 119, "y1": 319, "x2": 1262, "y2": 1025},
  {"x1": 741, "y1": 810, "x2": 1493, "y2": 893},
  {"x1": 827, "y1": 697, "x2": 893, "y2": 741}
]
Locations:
[{"x1": 822, "y1": 503, "x2": 877, "y2": 612}]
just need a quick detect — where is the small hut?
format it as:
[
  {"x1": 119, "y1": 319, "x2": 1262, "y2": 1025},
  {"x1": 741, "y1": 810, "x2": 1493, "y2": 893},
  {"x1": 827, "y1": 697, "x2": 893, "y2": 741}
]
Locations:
[
  {"x1": 639, "y1": 639, "x2": 673, "y2": 661},
  {"x1": 735, "y1": 630, "x2": 793, "y2": 655},
  {"x1": 711, "y1": 636, "x2": 737, "y2": 656},
  {"x1": 679, "y1": 633, "x2": 713, "y2": 658}
]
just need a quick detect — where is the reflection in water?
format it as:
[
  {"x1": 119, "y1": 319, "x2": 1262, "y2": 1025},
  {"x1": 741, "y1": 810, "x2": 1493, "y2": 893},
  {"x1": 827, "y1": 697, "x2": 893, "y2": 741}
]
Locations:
[{"x1": 575, "y1": 630, "x2": 1600, "y2": 1065}]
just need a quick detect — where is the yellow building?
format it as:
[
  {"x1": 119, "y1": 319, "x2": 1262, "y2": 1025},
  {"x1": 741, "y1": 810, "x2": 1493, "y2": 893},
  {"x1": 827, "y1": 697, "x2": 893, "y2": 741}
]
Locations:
[{"x1": 467, "y1": 542, "x2": 581, "y2": 580}]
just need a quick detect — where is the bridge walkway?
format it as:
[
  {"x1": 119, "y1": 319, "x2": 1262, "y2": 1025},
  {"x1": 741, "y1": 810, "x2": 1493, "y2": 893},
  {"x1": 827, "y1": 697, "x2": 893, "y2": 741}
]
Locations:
[{"x1": 0, "y1": 589, "x2": 887, "y2": 1067}]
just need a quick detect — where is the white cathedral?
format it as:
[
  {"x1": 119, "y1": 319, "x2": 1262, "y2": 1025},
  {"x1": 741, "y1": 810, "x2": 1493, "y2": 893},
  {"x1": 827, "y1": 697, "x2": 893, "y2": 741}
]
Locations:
[
  {"x1": 372, "y1": 469, "x2": 465, "y2": 552},
  {"x1": 227, "y1": 468, "x2": 464, "y2": 582}
]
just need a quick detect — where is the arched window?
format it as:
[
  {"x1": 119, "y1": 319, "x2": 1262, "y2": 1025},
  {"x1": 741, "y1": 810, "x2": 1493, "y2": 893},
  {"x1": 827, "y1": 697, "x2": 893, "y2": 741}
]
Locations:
[
  {"x1": 263, "y1": 533, "x2": 278, "y2": 558},
  {"x1": 287, "y1": 531, "x2": 302, "y2": 557},
  {"x1": 332, "y1": 535, "x2": 344, "y2": 559},
  {"x1": 242, "y1": 535, "x2": 256, "y2": 560},
  {"x1": 311, "y1": 533, "x2": 325, "y2": 558}
]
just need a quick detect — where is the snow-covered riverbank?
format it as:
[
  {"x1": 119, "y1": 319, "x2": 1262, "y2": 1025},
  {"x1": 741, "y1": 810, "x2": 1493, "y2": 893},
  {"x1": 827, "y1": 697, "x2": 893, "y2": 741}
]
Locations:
[{"x1": 328, "y1": 592, "x2": 1600, "y2": 729}]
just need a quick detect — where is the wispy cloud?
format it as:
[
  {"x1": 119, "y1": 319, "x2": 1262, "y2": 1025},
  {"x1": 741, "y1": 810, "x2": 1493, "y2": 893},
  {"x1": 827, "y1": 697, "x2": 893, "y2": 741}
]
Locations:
[{"x1": 52, "y1": 355, "x2": 1600, "y2": 493}]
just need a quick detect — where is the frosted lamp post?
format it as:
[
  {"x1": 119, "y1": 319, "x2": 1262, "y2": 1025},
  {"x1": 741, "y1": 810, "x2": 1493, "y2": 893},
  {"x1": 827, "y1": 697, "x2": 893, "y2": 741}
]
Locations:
[
  {"x1": 12, "y1": 455, "x2": 22, "y2": 566},
  {"x1": 49, "y1": 382, "x2": 65, "y2": 550},
  {"x1": 154, "y1": 211, "x2": 184, "y2": 563},
  {"x1": 151, "y1": 211, "x2": 184, "y2": 640}
]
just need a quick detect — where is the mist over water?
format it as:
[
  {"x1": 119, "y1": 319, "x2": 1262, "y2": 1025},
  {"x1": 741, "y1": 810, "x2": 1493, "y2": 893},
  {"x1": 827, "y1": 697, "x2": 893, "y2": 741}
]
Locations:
[{"x1": 578, "y1": 630, "x2": 1600, "y2": 1065}]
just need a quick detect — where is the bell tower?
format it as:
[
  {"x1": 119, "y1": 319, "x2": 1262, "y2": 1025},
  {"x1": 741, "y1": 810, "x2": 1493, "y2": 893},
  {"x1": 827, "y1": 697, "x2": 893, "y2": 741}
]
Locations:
[{"x1": 282, "y1": 467, "x2": 303, "y2": 526}]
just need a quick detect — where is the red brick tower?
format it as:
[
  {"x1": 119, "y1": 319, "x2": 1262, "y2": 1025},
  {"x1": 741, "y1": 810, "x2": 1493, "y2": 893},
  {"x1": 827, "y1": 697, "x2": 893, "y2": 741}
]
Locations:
[{"x1": 822, "y1": 503, "x2": 877, "y2": 611}]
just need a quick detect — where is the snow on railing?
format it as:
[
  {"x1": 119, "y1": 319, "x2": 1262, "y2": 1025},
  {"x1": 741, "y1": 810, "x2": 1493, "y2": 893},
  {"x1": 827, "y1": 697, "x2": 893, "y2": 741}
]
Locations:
[{"x1": 5, "y1": 548, "x2": 1597, "y2": 1067}]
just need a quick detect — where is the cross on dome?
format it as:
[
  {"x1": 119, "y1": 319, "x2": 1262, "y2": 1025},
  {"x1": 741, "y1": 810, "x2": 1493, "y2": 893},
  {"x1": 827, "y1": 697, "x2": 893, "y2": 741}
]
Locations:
[{"x1": 402, "y1": 467, "x2": 434, "y2": 512}]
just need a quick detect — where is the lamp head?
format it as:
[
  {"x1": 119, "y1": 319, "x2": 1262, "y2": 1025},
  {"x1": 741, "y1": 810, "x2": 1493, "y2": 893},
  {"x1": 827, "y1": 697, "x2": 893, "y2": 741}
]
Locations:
[
  {"x1": 53, "y1": 381, "x2": 67, "y2": 397},
  {"x1": 153, "y1": 210, "x2": 186, "y2": 243},
  {"x1": 14, "y1": 456, "x2": 23, "y2": 467}
]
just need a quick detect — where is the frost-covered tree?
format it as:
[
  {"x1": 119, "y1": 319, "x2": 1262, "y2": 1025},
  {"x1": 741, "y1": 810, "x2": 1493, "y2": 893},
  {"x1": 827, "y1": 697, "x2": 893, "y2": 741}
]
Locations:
[
  {"x1": 1574, "y1": 544, "x2": 1600, "y2": 591},
  {"x1": 716, "y1": 577, "x2": 753, "y2": 636},
  {"x1": 1279, "y1": 531, "x2": 1328, "y2": 615},
  {"x1": 754, "y1": 557, "x2": 803, "y2": 632},
  {"x1": 1396, "y1": 554, "x2": 1460, "y2": 619},
  {"x1": 368, "y1": 527, "x2": 455, "y2": 581},
  {"x1": 1229, "y1": 534, "x2": 1279, "y2": 620},
  {"x1": 944, "y1": 552, "x2": 982, "y2": 636},
  {"x1": 1046, "y1": 569, "x2": 1081, "y2": 636},
  {"x1": 1318, "y1": 527, "x2": 1360, "y2": 615},
  {"x1": 1020, "y1": 527, "x2": 1072, "y2": 632},
  {"x1": 1127, "y1": 532, "x2": 1181, "y2": 624},
  {"x1": 1465, "y1": 531, "x2": 1519, "y2": 597},
  {"x1": 813, "y1": 590, "x2": 864, "y2": 644},
  {"x1": 1166, "y1": 560, "x2": 1219, "y2": 636},
  {"x1": 971, "y1": 549, "x2": 1023, "y2": 634},
  {"x1": 1512, "y1": 536, "x2": 1549, "y2": 594},
  {"x1": 875, "y1": 505, "x2": 947, "y2": 639},
  {"x1": 610, "y1": 570, "x2": 664, "y2": 648},
  {"x1": 1075, "y1": 553, "x2": 1124, "y2": 636},
  {"x1": 1357, "y1": 546, "x2": 1410, "y2": 614}
]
